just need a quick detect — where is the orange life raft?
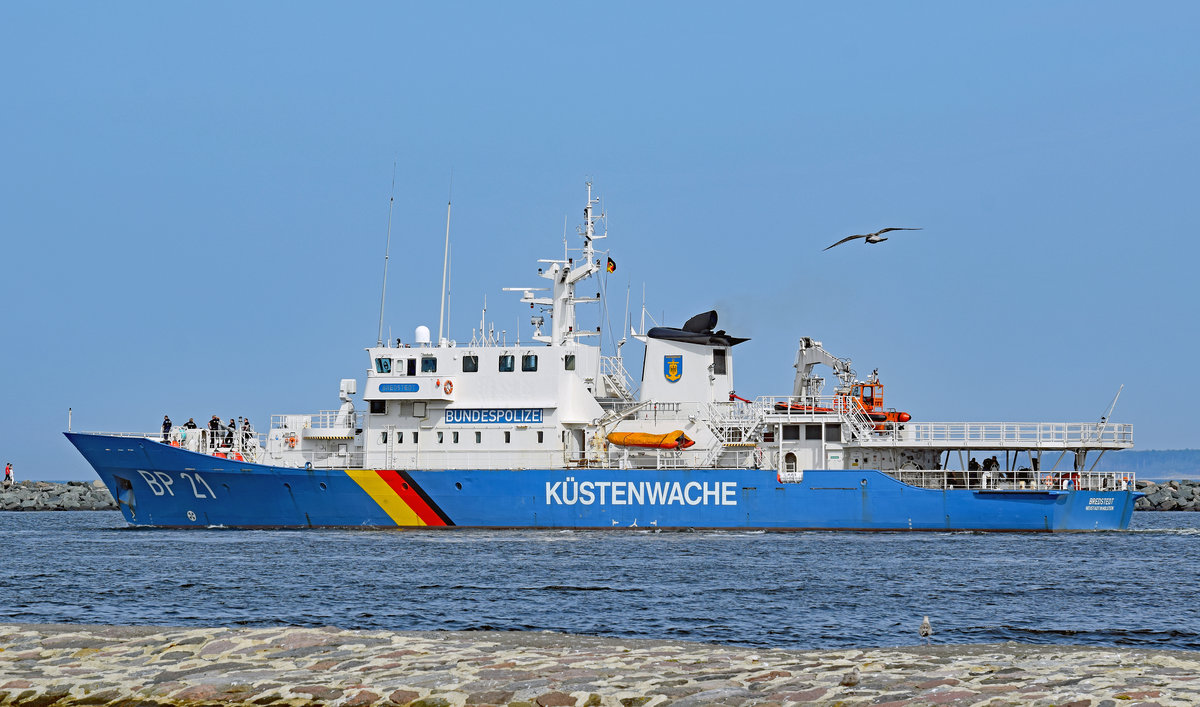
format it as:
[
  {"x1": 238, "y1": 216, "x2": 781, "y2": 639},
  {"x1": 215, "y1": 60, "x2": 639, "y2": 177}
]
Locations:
[{"x1": 606, "y1": 430, "x2": 695, "y2": 450}]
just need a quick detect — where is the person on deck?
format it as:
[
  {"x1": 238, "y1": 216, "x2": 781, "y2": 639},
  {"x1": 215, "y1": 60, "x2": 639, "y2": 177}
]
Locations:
[
  {"x1": 183, "y1": 418, "x2": 198, "y2": 429},
  {"x1": 226, "y1": 419, "x2": 236, "y2": 447},
  {"x1": 208, "y1": 415, "x2": 221, "y2": 449},
  {"x1": 162, "y1": 415, "x2": 172, "y2": 441}
]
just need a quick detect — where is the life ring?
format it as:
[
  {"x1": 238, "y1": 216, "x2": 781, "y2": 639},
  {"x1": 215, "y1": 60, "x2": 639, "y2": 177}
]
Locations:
[
  {"x1": 287, "y1": 436, "x2": 296, "y2": 449},
  {"x1": 444, "y1": 380, "x2": 453, "y2": 395}
]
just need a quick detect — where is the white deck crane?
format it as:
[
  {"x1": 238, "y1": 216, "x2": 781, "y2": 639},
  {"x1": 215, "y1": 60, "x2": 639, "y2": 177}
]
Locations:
[{"x1": 792, "y1": 337, "x2": 855, "y2": 398}]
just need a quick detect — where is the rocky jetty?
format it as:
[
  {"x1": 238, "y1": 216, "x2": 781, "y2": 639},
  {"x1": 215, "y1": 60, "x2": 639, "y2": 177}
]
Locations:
[
  {"x1": 1135, "y1": 479, "x2": 1200, "y2": 511},
  {"x1": 0, "y1": 481, "x2": 116, "y2": 512},
  {"x1": 1, "y1": 624, "x2": 1198, "y2": 706}
]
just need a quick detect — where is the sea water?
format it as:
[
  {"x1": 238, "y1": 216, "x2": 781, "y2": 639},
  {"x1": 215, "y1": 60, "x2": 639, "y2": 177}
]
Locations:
[{"x1": 1, "y1": 511, "x2": 1196, "y2": 650}]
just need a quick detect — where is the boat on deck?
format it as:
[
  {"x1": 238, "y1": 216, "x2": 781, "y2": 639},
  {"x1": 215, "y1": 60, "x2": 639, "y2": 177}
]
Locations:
[{"x1": 66, "y1": 183, "x2": 1138, "y2": 530}]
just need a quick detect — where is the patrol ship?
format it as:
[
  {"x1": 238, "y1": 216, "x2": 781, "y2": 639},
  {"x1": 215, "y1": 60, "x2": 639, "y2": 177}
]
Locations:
[{"x1": 67, "y1": 184, "x2": 1138, "y2": 530}]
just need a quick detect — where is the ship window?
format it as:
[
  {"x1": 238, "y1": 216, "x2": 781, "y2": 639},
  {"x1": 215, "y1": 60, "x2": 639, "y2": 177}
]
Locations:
[
  {"x1": 452, "y1": 431, "x2": 459, "y2": 444},
  {"x1": 380, "y1": 431, "x2": 387, "y2": 444},
  {"x1": 462, "y1": 355, "x2": 479, "y2": 372},
  {"x1": 504, "y1": 431, "x2": 511, "y2": 444},
  {"x1": 522, "y1": 354, "x2": 538, "y2": 372},
  {"x1": 785, "y1": 452, "x2": 797, "y2": 473},
  {"x1": 370, "y1": 400, "x2": 386, "y2": 415},
  {"x1": 783, "y1": 425, "x2": 800, "y2": 441},
  {"x1": 396, "y1": 431, "x2": 403, "y2": 443},
  {"x1": 564, "y1": 354, "x2": 576, "y2": 371},
  {"x1": 437, "y1": 431, "x2": 444, "y2": 444},
  {"x1": 537, "y1": 430, "x2": 544, "y2": 443},
  {"x1": 475, "y1": 431, "x2": 481, "y2": 443},
  {"x1": 825, "y1": 423, "x2": 841, "y2": 443},
  {"x1": 421, "y1": 357, "x2": 437, "y2": 373},
  {"x1": 712, "y1": 349, "x2": 727, "y2": 375},
  {"x1": 499, "y1": 355, "x2": 515, "y2": 372},
  {"x1": 412, "y1": 431, "x2": 419, "y2": 443},
  {"x1": 407, "y1": 358, "x2": 417, "y2": 376},
  {"x1": 375, "y1": 357, "x2": 392, "y2": 374},
  {"x1": 863, "y1": 386, "x2": 874, "y2": 405},
  {"x1": 805, "y1": 424, "x2": 822, "y2": 440}
]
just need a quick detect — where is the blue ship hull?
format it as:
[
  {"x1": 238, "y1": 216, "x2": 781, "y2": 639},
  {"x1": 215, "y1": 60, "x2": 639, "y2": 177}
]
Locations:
[{"x1": 66, "y1": 433, "x2": 1137, "y2": 531}]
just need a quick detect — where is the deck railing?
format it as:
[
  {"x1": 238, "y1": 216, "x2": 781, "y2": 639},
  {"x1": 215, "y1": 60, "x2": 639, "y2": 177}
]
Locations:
[
  {"x1": 878, "y1": 468, "x2": 1135, "y2": 492},
  {"x1": 893, "y1": 422, "x2": 1134, "y2": 447}
]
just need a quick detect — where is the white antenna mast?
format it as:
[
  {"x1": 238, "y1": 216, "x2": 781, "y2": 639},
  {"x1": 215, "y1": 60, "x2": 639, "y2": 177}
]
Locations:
[
  {"x1": 621, "y1": 284, "x2": 630, "y2": 348},
  {"x1": 1095, "y1": 384, "x2": 1124, "y2": 438},
  {"x1": 437, "y1": 171, "x2": 453, "y2": 346},
  {"x1": 640, "y1": 283, "x2": 646, "y2": 335},
  {"x1": 376, "y1": 163, "x2": 397, "y2": 346}
]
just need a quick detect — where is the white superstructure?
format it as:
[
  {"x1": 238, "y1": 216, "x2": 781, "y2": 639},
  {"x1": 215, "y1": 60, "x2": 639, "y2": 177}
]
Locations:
[{"x1": 158, "y1": 182, "x2": 1134, "y2": 493}]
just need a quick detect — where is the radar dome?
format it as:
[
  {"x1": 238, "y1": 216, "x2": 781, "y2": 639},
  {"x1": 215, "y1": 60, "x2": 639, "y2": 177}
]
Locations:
[{"x1": 414, "y1": 326, "x2": 431, "y2": 345}]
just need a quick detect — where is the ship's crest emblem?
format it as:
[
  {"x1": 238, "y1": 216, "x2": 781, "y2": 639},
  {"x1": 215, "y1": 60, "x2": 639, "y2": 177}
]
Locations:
[{"x1": 664, "y1": 355, "x2": 683, "y2": 382}]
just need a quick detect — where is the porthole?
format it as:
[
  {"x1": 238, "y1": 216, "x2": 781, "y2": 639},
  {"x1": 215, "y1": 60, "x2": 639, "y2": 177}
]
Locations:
[
  {"x1": 319, "y1": 482, "x2": 328, "y2": 491},
  {"x1": 402, "y1": 482, "x2": 409, "y2": 490},
  {"x1": 455, "y1": 482, "x2": 463, "y2": 490}
]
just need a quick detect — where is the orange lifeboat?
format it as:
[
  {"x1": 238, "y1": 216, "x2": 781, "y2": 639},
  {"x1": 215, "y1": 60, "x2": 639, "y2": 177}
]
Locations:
[{"x1": 607, "y1": 430, "x2": 695, "y2": 450}]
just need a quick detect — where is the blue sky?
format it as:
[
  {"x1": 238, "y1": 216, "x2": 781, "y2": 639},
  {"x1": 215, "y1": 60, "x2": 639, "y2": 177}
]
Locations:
[{"x1": 2, "y1": 2, "x2": 1197, "y2": 480}]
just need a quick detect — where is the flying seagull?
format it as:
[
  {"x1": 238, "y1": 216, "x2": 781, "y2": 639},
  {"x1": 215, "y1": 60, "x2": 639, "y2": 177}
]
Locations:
[{"x1": 823, "y1": 227, "x2": 922, "y2": 251}]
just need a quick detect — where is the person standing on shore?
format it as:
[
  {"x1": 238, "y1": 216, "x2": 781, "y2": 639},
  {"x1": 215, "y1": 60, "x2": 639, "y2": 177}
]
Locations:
[{"x1": 3, "y1": 463, "x2": 12, "y2": 488}]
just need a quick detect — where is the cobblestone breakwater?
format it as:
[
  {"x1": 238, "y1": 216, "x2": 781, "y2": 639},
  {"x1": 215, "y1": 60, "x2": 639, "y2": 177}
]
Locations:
[
  {"x1": 1, "y1": 624, "x2": 1197, "y2": 707},
  {"x1": 0, "y1": 482, "x2": 116, "y2": 511},
  {"x1": 1135, "y1": 480, "x2": 1200, "y2": 511}
]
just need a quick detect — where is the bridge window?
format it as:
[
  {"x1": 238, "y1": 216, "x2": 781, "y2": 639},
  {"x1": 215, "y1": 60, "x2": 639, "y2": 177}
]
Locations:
[
  {"x1": 499, "y1": 355, "x2": 515, "y2": 372},
  {"x1": 452, "y1": 431, "x2": 459, "y2": 444},
  {"x1": 522, "y1": 354, "x2": 538, "y2": 372},
  {"x1": 437, "y1": 431, "x2": 444, "y2": 444},
  {"x1": 475, "y1": 431, "x2": 481, "y2": 443},
  {"x1": 396, "y1": 431, "x2": 403, "y2": 443},
  {"x1": 712, "y1": 349, "x2": 727, "y2": 375},
  {"x1": 806, "y1": 424, "x2": 822, "y2": 440},
  {"x1": 375, "y1": 358, "x2": 392, "y2": 374},
  {"x1": 504, "y1": 431, "x2": 511, "y2": 444},
  {"x1": 783, "y1": 425, "x2": 800, "y2": 441},
  {"x1": 421, "y1": 357, "x2": 438, "y2": 373},
  {"x1": 825, "y1": 423, "x2": 841, "y2": 443},
  {"x1": 537, "y1": 430, "x2": 544, "y2": 443},
  {"x1": 406, "y1": 358, "x2": 416, "y2": 376},
  {"x1": 564, "y1": 354, "x2": 576, "y2": 371},
  {"x1": 462, "y1": 355, "x2": 479, "y2": 372},
  {"x1": 369, "y1": 400, "x2": 386, "y2": 415},
  {"x1": 412, "y1": 431, "x2": 419, "y2": 444}
]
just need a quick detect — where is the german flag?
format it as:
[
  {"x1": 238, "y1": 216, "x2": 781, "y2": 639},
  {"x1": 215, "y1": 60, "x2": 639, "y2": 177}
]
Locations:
[
  {"x1": 606, "y1": 257, "x2": 616, "y2": 273},
  {"x1": 347, "y1": 469, "x2": 454, "y2": 526}
]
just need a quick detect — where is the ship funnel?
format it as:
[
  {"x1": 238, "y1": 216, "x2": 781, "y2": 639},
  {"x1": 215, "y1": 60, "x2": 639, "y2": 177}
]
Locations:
[{"x1": 415, "y1": 326, "x2": 431, "y2": 346}]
